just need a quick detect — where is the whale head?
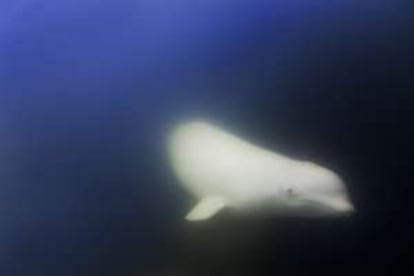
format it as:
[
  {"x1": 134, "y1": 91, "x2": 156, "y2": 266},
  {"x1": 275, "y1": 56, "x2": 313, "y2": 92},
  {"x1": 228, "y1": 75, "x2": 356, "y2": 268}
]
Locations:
[{"x1": 266, "y1": 161, "x2": 354, "y2": 217}]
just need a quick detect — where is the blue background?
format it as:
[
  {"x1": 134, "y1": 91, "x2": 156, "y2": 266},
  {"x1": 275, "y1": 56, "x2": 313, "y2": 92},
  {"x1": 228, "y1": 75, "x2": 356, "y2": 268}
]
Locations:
[{"x1": 0, "y1": 1, "x2": 412, "y2": 275}]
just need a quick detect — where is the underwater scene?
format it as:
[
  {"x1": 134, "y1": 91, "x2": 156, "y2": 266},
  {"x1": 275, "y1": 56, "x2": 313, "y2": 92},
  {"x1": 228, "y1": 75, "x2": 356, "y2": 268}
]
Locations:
[{"x1": 0, "y1": 1, "x2": 412, "y2": 275}]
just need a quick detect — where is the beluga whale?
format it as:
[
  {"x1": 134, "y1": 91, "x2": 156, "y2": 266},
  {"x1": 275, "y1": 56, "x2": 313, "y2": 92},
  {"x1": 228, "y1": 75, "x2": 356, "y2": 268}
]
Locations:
[{"x1": 167, "y1": 120, "x2": 354, "y2": 221}]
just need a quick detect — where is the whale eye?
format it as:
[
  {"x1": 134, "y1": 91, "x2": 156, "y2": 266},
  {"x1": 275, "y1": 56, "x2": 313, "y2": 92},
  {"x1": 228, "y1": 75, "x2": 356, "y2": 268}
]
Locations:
[{"x1": 287, "y1": 188, "x2": 295, "y2": 197}]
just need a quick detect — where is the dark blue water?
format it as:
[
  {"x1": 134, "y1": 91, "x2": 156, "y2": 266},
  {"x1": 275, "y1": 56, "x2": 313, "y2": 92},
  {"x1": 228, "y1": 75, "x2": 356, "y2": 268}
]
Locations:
[{"x1": 0, "y1": 1, "x2": 412, "y2": 275}]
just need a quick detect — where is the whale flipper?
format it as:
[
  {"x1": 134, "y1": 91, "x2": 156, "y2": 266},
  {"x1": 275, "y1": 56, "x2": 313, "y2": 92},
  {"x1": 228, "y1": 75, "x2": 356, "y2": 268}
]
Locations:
[{"x1": 185, "y1": 197, "x2": 228, "y2": 221}]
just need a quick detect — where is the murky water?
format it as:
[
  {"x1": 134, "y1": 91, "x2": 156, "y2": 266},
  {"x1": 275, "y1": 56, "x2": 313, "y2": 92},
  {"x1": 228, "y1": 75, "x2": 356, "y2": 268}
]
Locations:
[{"x1": 0, "y1": 1, "x2": 412, "y2": 275}]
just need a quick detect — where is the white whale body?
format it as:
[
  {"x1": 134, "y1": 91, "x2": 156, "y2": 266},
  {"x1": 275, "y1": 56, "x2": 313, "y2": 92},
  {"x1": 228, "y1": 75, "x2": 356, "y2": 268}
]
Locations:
[{"x1": 167, "y1": 120, "x2": 354, "y2": 221}]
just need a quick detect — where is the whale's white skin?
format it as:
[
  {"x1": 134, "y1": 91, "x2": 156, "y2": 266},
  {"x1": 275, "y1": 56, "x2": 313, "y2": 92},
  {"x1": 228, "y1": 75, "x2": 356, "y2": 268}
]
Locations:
[{"x1": 168, "y1": 120, "x2": 354, "y2": 221}]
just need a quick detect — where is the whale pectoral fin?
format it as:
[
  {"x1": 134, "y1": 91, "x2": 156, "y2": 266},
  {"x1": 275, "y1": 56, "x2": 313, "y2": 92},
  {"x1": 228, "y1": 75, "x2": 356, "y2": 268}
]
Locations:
[{"x1": 185, "y1": 197, "x2": 228, "y2": 221}]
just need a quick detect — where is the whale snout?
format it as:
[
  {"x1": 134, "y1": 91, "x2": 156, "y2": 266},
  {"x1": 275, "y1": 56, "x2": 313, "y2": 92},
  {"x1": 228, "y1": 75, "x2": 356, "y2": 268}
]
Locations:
[{"x1": 328, "y1": 197, "x2": 355, "y2": 215}]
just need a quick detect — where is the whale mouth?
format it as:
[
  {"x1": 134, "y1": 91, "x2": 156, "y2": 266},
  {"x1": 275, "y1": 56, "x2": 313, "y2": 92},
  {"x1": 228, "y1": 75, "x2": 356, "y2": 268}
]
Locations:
[
  {"x1": 315, "y1": 201, "x2": 355, "y2": 216},
  {"x1": 282, "y1": 198, "x2": 355, "y2": 217},
  {"x1": 326, "y1": 198, "x2": 355, "y2": 214},
  {"x1": 336, "y1": 203, "x2": 355, "y2": 216}
]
